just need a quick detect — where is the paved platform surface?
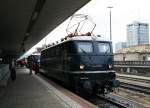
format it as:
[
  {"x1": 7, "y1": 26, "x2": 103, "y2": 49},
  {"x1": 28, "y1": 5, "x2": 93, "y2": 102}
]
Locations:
[{"x1": 0, "y1": 68, "x2": 94, "y2": 108}]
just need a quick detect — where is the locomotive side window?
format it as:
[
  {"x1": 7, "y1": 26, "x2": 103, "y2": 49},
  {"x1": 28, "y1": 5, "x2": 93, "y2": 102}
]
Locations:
[
  {"x1": 77, "y1": 42, "x2": 93, "y2": 53},
  {"x1": 98, "y1": 43, "x2": 110, "y2": 53}
]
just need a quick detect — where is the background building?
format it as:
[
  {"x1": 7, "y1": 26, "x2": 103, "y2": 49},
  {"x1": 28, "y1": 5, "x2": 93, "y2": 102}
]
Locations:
[
  {"x1": 114, "y1": 44, "x2": 150, "y2": 61},
  {"x1": 115, "y1": 42, "x2": 127, "y2": 52},
  {"x1": 127, "y1": 21, "x2": 149, "y2": 47}
]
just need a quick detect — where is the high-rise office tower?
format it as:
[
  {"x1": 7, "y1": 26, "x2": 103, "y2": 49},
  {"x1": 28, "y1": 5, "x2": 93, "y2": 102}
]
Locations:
[{"x1": 127, "y1": 21, "x2": 149, "y2": 46}]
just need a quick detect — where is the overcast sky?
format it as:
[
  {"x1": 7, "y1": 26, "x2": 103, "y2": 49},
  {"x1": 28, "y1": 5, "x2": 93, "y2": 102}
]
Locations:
[
  {"x1": 78, "y1": 0, "x2": 150, "y2": 42},
  {"x1": 25, "y1": 0, "x2": 150, "y2": 56}
]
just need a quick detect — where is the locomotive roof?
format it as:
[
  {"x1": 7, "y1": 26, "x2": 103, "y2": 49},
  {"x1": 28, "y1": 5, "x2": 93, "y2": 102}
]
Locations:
[
  {"x1": 67, "y1": 36, "x2": 110, "y2": 42},
  {"x1": 42, "y1": 35, "x2": 111, "y2": 51}
]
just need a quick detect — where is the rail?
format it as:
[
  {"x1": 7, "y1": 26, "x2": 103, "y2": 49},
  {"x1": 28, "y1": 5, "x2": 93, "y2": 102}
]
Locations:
[
  {"x1": 117, "y1": 74, "x2": 150, "y2": 95},
  {"x1": 120, "y1": 82, "x2": 150, "y2": 95},
  {"x1": 117, "y1": 74, "x2": 150, "y2": 83},
  {"x1": 97, "y1": 95, "x2": 127, "y2": 108}
]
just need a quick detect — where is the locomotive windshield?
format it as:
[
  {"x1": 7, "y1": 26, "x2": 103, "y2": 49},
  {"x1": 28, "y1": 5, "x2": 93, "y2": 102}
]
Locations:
[
  {"x1": 98, "y1": 43, "x2": 110, "y2": 54},
  {"x1": 76, "y1": 41, "x2": 111, "y2": 54},
  {"x1": 77, "y1": 42, "x2": 93, "y2": 53}
]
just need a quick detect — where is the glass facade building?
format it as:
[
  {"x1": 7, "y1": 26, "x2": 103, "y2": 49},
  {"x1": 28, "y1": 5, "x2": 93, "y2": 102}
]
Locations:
[{"x1": 127, "y1": 22, "x2": 149, "y2": 47}]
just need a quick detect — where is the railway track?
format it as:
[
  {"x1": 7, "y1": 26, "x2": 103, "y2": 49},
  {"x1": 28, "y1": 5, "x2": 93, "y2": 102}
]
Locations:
[
  {"x1": 85, "y1": 94, "x2": 128, "y2": 108},
  {"x1": 117, "y1": 74, "x2": 150, "y2": 95},
  {"x1": 96, "y1": 95, "x2": 128, "y2": 108},
  {"x1": 117, "y1": 74, "x2": 150, "y2": 83},
  {"x1": 99, "y1": 93, "x2": 150, "y2": 108},
  {"x1": 90, "y1": 93, "x2": 149, "y2": 108},
  {"x1": 107, "y1": 73, "x2": 150, "y2": 107},
  {"x1": 120, "y1": 82, "x2": 150, "y2": 95}
]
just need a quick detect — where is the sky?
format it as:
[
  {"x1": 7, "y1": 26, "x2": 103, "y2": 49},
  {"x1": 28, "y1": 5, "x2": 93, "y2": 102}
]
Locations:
[{"x1": 23, "y1": 0, "x2": 150, "y2": 57}]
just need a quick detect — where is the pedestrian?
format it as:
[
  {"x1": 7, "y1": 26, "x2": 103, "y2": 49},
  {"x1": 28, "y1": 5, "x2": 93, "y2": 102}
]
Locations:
[
  {"x1": 9, "y1": 58, "x2": 16, "y2": 81},
  {"x1": 33, "y1": 61, "x2": 39, "y2": 74},
  {"x1": 27, "y1": 55, "x2": 33, "y2": 75}
]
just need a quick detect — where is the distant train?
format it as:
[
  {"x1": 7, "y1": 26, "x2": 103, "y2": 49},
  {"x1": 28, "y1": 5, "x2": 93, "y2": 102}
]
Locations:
[
  {"x1": 40, "y1": 35, "x2": 120, "y2": 94},
  {"x1": 27, "y1": 54, "x2": 41, "y2": 68}
]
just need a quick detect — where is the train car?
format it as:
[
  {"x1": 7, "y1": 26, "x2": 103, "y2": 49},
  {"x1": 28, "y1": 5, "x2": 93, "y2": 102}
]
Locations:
[
  {"x1": 16, "y1": 58, "x2": 27, "y2": 67},
  {"x1": 27, "y1": 54, "x2": 41, "y2": 68},
  {"x1": 40, "y1": 35, "x2": 120, "y2": 94}
]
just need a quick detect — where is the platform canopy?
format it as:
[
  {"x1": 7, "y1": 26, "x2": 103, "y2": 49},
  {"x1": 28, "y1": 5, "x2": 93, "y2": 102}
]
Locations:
[{"x1": 0, "y1": 0, "x2": 90, "y2": 57}]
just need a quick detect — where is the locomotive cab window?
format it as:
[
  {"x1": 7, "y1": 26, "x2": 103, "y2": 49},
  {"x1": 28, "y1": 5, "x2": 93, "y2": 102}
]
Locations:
[
  {"x1": 98, "y1": 43, "x2": 110, "y2": 53},
  {"x1": 77, "y1": 42, "x2": 93, "y2": 53}
]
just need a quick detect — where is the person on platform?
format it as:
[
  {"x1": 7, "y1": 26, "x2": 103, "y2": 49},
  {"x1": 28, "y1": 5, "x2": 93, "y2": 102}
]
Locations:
[
  {"x1": 9, "y1": 58, "x2": 16, "y2": 81},
  {"x1": 33, "y1": 61, "x2": 39, "y2": 74},
  {"x1": 28, "y1": 55, "x2": 33, "y2": 75}
]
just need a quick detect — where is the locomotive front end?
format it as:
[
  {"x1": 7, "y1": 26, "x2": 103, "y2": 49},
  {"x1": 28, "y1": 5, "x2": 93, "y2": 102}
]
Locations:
[{"x1": 69, "y1": 40, "x2": 120, "y2": 94}]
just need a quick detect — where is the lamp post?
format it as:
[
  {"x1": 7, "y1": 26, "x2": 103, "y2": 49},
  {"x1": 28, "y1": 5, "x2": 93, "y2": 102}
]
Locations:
[{"x1": 107, "y1": 6, "x2": 113, "y2": 41}]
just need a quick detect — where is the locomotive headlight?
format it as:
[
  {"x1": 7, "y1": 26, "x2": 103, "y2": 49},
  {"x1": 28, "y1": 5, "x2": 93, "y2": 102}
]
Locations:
[
  {"x1": 108, "y1": 64, "x2": 112, "y2": 69},
  {"x1": 80, "y1": 64, "x2": 85, "y2": 70}
]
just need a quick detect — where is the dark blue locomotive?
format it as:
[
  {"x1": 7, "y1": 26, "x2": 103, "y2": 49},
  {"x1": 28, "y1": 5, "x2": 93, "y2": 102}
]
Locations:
[{"x1": 40, "y1": 35, "x2": 119, "y2": 94}]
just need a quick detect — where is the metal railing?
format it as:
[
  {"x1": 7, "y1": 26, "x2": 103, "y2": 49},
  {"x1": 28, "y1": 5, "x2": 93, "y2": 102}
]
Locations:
[{"x1": 114, "y1": 61, "x2": 150, "y2": 66}]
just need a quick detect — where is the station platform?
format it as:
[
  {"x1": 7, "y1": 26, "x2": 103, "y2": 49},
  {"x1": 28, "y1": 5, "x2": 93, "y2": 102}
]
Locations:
[{"x1": 0, "y1": 68, "x2": 96, "y2": 108}]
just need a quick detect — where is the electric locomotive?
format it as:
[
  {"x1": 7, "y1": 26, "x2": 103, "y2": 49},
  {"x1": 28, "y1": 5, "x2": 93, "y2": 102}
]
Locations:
[
  {"x1": 40, "y1": 35, "x2": 119, "y2": 94},
  {"x1": 40, "y1": 14, "x2": 119, "y2": 94}
]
